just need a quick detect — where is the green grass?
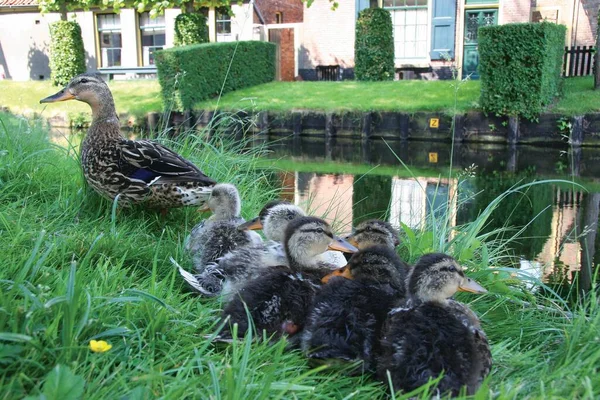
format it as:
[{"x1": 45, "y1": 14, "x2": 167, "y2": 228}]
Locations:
[
  {"x1": 0, "y1": 80, "x2": 161, "y2": 123},
  {"x1": 1, "y1": 111, "x2": 599, "y2": 399},
  {"x1": 195, "y1": 80, "x2": 482, "y2": 114},
  {"x1": 552, "y1": 77, "x2": 600, "y2": 115}
]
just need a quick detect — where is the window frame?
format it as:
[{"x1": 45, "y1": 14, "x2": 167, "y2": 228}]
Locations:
[
  {"x1": 138, "y1": 12, "x2": 166, "y2": 66},
  {"x1": 383, "y1": 0, "x2": 432, "y2": 64},
  {"x1": 216, "y1": 11, "x2": 233, "y2": 42},
  {"x1": 96, "y1": 13, "x2": 123, "y2": 68}
]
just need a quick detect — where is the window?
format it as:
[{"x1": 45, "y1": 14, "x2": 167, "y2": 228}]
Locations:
[
  {"x1": 97, "y1": 14, "x2": 122, "y2": 67},
  {"x1": 275, "y1": 12, "x2": 283, "y2": 24},
  {"x1": 216, "y1": 12, "x2": 232, "y2": 42},
  {"x1": 139, "y1": 12, "x2": 166, "y2": 66},
  {"x1": 383, "y1": 0, "x2": 428, "y2": 61}
]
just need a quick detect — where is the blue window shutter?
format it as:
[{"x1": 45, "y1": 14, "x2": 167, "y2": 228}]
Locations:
[
  {"x1": 356, "y1": 0, "x2": 370, "y2": 19},
  {"x1": 430, "y1": 0, "x2": 457, "y2": 60}
]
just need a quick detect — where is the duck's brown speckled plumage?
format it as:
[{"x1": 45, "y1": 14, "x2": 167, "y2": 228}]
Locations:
[{"x1": 40, "y1": 73, "x2": 216, "y2": 208}]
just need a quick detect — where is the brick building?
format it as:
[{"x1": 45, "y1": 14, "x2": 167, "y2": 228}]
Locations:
[{"x1": 299, "y1": 0, "x2": 600, "y2": 80}]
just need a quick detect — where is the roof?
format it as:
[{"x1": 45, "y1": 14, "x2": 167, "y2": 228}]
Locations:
[{"x1": 0, "y1": 0, "x2": 38, "y2": 7}]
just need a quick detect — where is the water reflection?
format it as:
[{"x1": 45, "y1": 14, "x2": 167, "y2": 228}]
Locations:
[{"x1": 266, "y1": 137, "x2": 600, "y2": 294}]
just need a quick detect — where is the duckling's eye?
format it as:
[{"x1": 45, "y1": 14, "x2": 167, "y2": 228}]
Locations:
[
  {"x1": 80, "y1": 78, "x2": 89, "y2": 84},
  {"x1": 448, "y1": 265, "x2": 457, "y2": 273},
  {"x1": 316, "y1": 228, "x2": 324, "y2": 233},
  {"x1": 287, "y1": 214, "x2": 295, "y2": 220}
]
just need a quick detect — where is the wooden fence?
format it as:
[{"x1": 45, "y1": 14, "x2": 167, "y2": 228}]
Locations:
[{"x1": 563, "y1": 46, "x2": 595, "y2": 77}]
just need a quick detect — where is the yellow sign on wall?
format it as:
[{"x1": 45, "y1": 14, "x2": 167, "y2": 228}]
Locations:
[
  {"x1": 429, "y1": 118, "x2": 439, "y2": 128},
  {"x1": 429, "y1": 152, "x2": 438, "y2": 163}
]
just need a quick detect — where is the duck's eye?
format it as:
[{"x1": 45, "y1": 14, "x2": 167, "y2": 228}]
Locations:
[
  {"x1": 80, "y1": 78, "x2": 89, "y2": 84},
  {"x1": 448, "y1": 265, "x2": 457, "y2": 273},
  {"x1": 287, "y1": 214, "x2": 294, "y2": 220},
  {"x1": 316, "y1": 228, "x2": 324, "y2": 233}
]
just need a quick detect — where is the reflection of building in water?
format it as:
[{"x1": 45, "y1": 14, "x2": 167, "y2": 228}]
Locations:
[
  {"x1": 294, "y1": 172, "x2": 354, "y2": 232},
  {"x1": 535, "y1": 189, "x2": 584, "y2": 283},
  {"x1": 389, "y1": 177, "x2": 458, "y2": 231}
]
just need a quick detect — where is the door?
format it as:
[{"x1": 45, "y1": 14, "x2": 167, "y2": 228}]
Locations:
[{"x1": 462, "y1": 9, "x2": 497, "y2": 79}]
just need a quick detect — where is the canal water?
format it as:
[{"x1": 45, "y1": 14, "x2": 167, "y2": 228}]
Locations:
[{"x1": 260, "y1": 136, "x2": 600, "y2": 296}]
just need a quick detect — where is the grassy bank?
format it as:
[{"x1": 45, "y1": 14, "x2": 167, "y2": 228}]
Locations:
[
  {"x1": 1, "y1": 111, "x2": 599, "y2": 399},
  {"x1": 0, "y1": 80, "x2": 161, "y2": 122},
  {"x1": 2, "y1": 77, "x2": 600, "y2": 123}
]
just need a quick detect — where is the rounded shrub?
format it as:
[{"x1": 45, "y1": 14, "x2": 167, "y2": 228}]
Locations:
[
  {"x1": 49, "y1": 21, "x2": 86, "y2": 86},
  {"x1": 355, "y1": 8, "x2": 395, "y2": 81},
  {"x1": 175, "y1": 13, "x2": 209, "y2": 46}
]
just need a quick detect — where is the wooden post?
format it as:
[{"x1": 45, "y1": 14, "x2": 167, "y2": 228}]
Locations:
[{"x1": 595, "y1": 11, "x2": 600, "y2": 89}]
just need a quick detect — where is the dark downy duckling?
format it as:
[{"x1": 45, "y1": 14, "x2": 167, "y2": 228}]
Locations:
[
  {"x1": 188, "y1": 201, "x2": 306, "y2": 298},
  {"x1": 40, "y1": 73, "x2": 215, "y2": 210},
  {"x1": 301, "y1": 246, "x2": 409, "y2": 371},
  {"x1": 181, "y1": 184, "x2": 262, "y2": 290},
  {"x1": 345, "y1": 219, "x2": 400, "y2": 250},
  {"x1": 220, "y1": 216, "x2": 358, "y2": 341},
  {"x1": 377, "y1": 253, "x2": 491, "y2": 397}
]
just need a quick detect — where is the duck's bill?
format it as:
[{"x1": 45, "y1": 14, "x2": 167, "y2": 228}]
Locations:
[
  {"x1": 198, "y1": 204, "x2": 211, "y2": 212},
  {"x1": 328, "y1": 237, "x2": 358, "y2": 253},
  {"x1": 321, "y1": 266, "x2": 353, "y2": 284},
  {"x1": 237, "y1": 217, "x2": 262, "y2": 231},
  {"x1": 343, "y1": 233, "x2": 359, "y2": 248},
  {"x1": 39, "y1": 89, "x2": 75, "y2": 103},
  {"x1": 458, "y1": 278, "x2": 487, "y2": 294}
]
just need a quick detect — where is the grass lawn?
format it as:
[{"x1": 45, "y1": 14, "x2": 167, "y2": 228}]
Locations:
[
  {"x1": 551, "y1": 76, "x2": 600, "y2": 115},
  {"x1": 0, "y1": 79, "x2": 161, "y2": 121},
  {"x1": 195, "y1": 80, "x2": 482, "y2": 114},
  {"x1": 1, "y1": 111, "x2": 600, "y2": 399}
]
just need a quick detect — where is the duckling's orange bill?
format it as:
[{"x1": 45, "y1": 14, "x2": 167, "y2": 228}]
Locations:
[
  {"x1": 343, "y1": 234, "x2": 359, "y2": 248},
  {"x1": 237, "y1": 217, "x2": 262, "y2": 231},
  {"x1": 321, "y1": 266, "x2": 353, "y2": 284},
  {"x1": 40, "y1": 89, "x2": 75, "y2": 103},
  {"x1": 458, "y1": 278, "x2": 487, "y2": 294},
  {"x1": 328, "y1": 237, "x2": 358, "y2": 253},
  {"x1": 197, "y1": 204, "x2": 211, "y2": 212}
]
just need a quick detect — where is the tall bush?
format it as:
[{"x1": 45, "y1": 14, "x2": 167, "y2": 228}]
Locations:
[
  {"x1": 49, "y1": 21, "x2": 86, "y2": 86},
  {"x1": 355, "y1": 8, "x2": 395, "y2": 81},
  {"x1": 479, "y1": 22, "x2": 566, "y2": 120},
  {"x1": 155, "y1": 41, "x2": 276, "y2": 111},
  {"x1": 174, "y1": 13, "x2": 209, "y2": 46}
]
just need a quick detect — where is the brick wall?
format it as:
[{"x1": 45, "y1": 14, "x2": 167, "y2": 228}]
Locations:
[
  {"x1": 299, "y1": 0, "x2": 356, "y2": 79},
  {"x1": 501, "y1": 0, "x2": 531, "y2": 24},
  {"x1": 255, "y1": 0, "x2": 303, "y2": 24}
]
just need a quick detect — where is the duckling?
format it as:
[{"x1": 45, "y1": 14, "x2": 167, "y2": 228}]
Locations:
[
  {"x1": 301, "y1": 246, "x2": 409, "y2": 371},
  {"x1": 40, "y1": 73, "x2": 215, "y2": 210},
  {"x1": 220, "y1": 216, "x2": 358, "y2": 341},
  {"x1": 377, "y1": 253, "x2": 491, "y2": 397},
  {"x1": 345, "y1": 219, "x2": 400, "y2": 250},
  {"x1": 185, "y1": 201, "x2": 306, "y2": 297},
  {"x1": 183, "y1": 184, "x2": 262, "y2": 274}
]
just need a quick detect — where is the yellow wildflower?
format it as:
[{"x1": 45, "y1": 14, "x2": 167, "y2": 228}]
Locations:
[{"x1": 89, "y1": 340, "x2": 112, "y2": 353}]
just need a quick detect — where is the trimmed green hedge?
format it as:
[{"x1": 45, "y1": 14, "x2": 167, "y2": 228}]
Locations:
[
  {"x1": 49, "y1": 21, "x2": 86, "y2": 86},
  {"x1": 174, "y1": 13, "x2": 209, "y2": 46},
  {"x1": 155, "y1": 41, "x2": 276, "y2": 111},
  {"x1": 355, "y1": 8, "x2": 395, "y2": 81},
  {"x1": 479, "y1": 22, "x2": 566, "y2": 120}
]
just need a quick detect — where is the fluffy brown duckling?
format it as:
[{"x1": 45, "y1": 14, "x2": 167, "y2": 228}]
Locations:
[
  {"x1": 219, "y1": 216, "x2": 358, "y2": 341},
  {"x1": 301, "y1": 246, "x2": 410, "y2": 371},
  {"x1": 377, "y1": 253, "x2": 491, "y2": 397},
  {"x1": 182, "y1": 184, "x2": 262, "y2": 278},
  {"x1": 344, "y1": 219, "x2": 400, "y2": 250},
  {"x1": 40, "y1": 73, "x2": 215, "y2": 210},
  {"x1": 185, "y1": 201, "x2": 305, "y2": 297}
]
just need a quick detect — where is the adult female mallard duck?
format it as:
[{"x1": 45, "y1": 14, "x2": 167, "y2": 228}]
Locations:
[
  {"x1": 301, "y1": 246, "x2": 409, "y2": 371},
  {"x1": 377, "y1": 253, "x2": 491, "y2": 397},
  {"x1": 220, "y1": 216, "x2": 358, "y2": 341},
  {"x1": 181, "y1": 200, "x2": 305, "y2": 297},
  {"x1": 180, "y1": 184, "x2": 262, "y2": 294},
  {"x1": 40, "y1": 73, "x2": 215, "y2": 210}
]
